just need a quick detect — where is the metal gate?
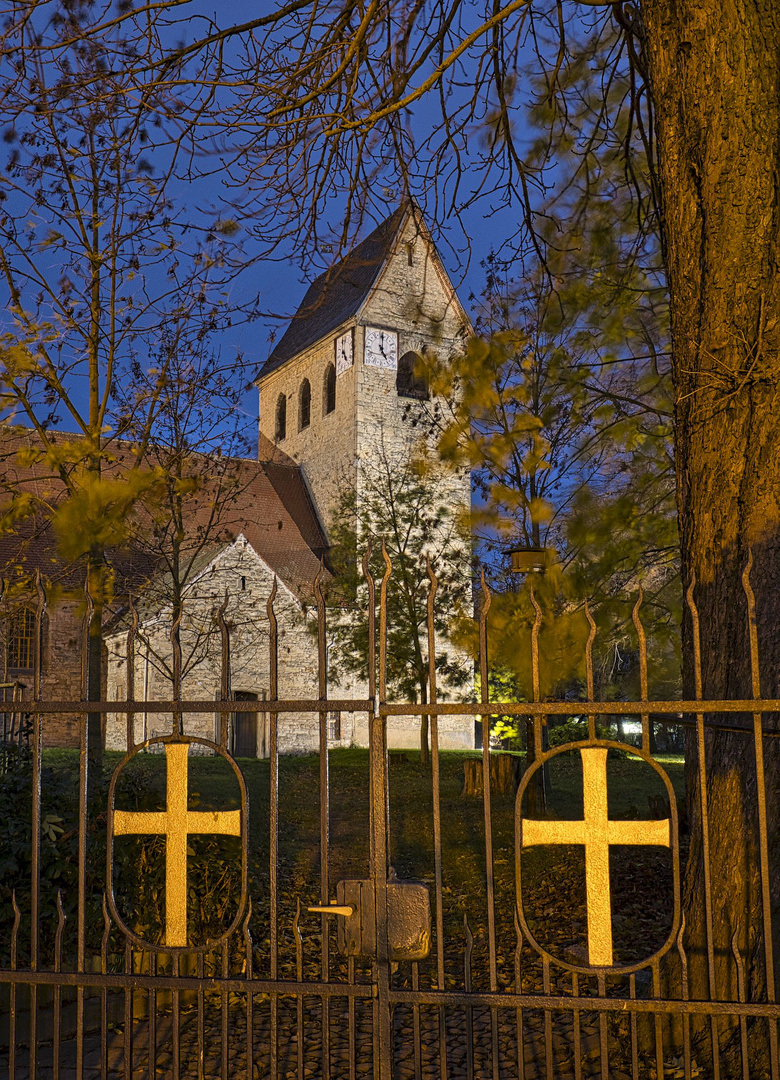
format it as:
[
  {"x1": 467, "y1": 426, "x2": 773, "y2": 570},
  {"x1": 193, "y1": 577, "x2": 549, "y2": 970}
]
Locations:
[{"x1": 2, "y1": 558, "x2": 780, "y2": 1079}]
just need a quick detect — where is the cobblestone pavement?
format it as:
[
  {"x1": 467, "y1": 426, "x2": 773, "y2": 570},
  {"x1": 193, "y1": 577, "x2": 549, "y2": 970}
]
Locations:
[{"x1": 0, "y1": 994, "x2": 709, "y2": 1080}]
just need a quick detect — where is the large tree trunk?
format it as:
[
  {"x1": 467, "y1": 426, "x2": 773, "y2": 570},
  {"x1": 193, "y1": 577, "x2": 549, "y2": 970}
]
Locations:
[{"x1": 643, "y1": 0, "x2": 780, "y2": 1062}]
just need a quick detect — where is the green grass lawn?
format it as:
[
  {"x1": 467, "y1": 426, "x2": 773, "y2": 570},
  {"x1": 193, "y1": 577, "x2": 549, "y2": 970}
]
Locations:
[{"x1": 95, "y1": 743, "x2": 686, "y2": 885}]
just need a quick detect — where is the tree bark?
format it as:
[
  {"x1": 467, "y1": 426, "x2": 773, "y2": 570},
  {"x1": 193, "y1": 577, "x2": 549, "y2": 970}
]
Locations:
[
  {"x1": 86, "y1": 548, "x2": 105, "y2": 771},
  {"x1": 420, "y1": 677, "x2": 430, "y2": 767},
  {"x1": 462, "y1": 754, "x2": 518, "y2": 797},
  {"x1": 643, "y1": 0, "x2": 780, "y2": 1060}
]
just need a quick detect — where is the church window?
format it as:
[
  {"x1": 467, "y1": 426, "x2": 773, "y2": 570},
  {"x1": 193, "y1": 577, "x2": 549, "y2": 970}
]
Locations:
[
  {"x1": 324, "y1": 363, "x2": 336, "y2": 415},
  {"x1": 396, "y1": 351, "x2": 429, "y2": 400},
  {"x1": 299, "y1": 378, "x2": 311, "y2": 430},
  {"x1": 275, "y1": 394, "x2": 287, "y2": 441},
  {"x1": 7, "y1": 608, "x2": 35, "y2": 671}
]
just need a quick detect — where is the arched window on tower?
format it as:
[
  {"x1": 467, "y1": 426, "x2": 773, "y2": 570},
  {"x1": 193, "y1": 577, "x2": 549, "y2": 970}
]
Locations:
[
  {"x1": 275, "y1": 394, "x2": 287, "y2": 441},
  {"x1": 396, "y1": 351, "x2": 429, "y2": 400},
  {"x1": 299, "y1": 378, "x2": 311, "y2": 430},
  {"x1": 323, "y1": 363, "x2": 336, "y2": 415}
]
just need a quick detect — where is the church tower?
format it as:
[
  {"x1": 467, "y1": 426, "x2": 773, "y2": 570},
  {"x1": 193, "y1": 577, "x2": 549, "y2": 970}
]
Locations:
[{"x1": 254, "y1": 202, "x2": 472, "y2": 540}]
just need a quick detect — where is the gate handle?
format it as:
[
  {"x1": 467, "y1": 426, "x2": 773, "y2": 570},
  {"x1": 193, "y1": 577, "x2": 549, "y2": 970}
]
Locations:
[{"x1": 308, "y1": 904, "x2": 354, "y2": 917}]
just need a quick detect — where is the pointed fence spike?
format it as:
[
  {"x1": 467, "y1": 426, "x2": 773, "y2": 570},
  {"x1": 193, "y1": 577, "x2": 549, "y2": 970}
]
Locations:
[{"x1": 381, "y1": 538, "x2": 392, "y2": 579}]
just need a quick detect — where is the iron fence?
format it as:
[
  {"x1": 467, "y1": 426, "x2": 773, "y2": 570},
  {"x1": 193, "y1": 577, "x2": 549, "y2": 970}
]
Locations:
[
  {"x1": 0, "y1": 681, "x2": 29, "y2": 772},
  {"x1": 0, "y1": 552, "x2": 779, "y2": 1079}
]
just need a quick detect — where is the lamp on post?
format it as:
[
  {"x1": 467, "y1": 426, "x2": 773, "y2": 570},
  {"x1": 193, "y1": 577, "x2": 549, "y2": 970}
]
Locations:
[{"x1": 508, "y1": 546, "x2": 552, "y2": 575}]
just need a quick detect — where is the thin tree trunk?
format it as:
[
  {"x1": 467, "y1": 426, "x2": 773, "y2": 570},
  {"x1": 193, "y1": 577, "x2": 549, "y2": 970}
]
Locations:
[
  {"x1": 524, "y1": 717, "x2": 546, "y2": 815},
  {"x1": 420, "y1": 676, "x2": 430, "y2": 766},
  {"x1": 643, "y1": 0, "x2": 780, "y2": 1061},
  {"x1": 86, "y1": 548, "x2": 104, "y2": 771}
]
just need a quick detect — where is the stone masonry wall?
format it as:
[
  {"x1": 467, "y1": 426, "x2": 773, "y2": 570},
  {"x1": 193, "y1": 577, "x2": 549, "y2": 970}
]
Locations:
[
  {"x1": 105, "y1": 537, "x2": 337, "y2": 755},
  {"x1": 257, "y1": 332, "x2": 358, "y2": 543},
  {"x1": 256, "y1": 211, "x2": 475, "y2": 749},
  {"x1": 104, "y1": 530, "x2": 475, "y2": 756},
  {"x1": 2, "y1": 599, "x2": 88, "y2": 749}
]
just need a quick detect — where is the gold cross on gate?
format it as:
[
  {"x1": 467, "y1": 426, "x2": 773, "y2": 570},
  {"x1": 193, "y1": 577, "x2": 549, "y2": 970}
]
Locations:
[
  {"x1": 113, "y1": 743, "x2": 241, "y2": 947},
  {"x1": 521, "y1": 747, "x2": 670, "y2": 967}
]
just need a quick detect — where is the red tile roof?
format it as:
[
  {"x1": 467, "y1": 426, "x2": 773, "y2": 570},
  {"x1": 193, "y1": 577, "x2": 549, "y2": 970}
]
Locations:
[
  {"x1": 257, "y1": 204, "x2": 409, "y2": 379},
  {"x1": 0, "y1": 428, "x2": 329, "y2": 602}
]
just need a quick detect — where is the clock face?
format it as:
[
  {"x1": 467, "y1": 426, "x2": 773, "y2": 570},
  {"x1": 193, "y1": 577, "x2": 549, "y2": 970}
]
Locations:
[
  {"x1": 364, "y1": 327, "x2": 398, "y2": 370},
  {"x1": 335, "y1": 330, "x2": 353, "y2": 375}
]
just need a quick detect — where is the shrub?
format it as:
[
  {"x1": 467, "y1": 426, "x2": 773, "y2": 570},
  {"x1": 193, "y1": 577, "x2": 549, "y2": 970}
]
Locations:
[{"x1": 547, "y1": 718, "x2": 627, "y2": 757}]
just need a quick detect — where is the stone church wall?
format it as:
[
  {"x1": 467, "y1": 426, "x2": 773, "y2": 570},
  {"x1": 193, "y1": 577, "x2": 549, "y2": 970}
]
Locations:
[
  {"x1": 255, "y1": 211, "x2": 475, "y2": 750},
  {"x1": 2, "y1": 598, "x2": 91, "y2": 748},
  {"x1": 105, "y1": 537, "x2": 347, "y2": 755},
  {"x1": 257, "y1": 334, "x2": 358, "y2": 542},
  {"x1": 104, "y1": 533, "x2": 475, "y2": 756}
]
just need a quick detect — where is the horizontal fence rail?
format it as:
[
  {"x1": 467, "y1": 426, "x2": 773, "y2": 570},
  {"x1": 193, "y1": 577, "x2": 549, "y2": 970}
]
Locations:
[{"x1": 13, "y1": 698, "x2": 780, "y2": 715}]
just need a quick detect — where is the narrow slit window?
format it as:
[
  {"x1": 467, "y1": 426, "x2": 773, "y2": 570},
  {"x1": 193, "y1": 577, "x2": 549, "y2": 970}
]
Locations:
[
  {"x1": 324, "y1": 363, "x2": 336, "y2": 415},
  {"x1": 328, "y1": 710, "x2": 341, "y2": 742},
  {"x1": 299, "y1": 378, "x2": 311, "y2": 430},
  {"x1": 275, "y1": 394, "x2": 287, "y2": 441}
]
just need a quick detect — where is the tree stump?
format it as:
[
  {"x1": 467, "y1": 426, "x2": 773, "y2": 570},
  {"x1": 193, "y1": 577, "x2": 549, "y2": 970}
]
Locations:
[{"x1": 462, "y1": 754, "x2": 519, "y2": 797}]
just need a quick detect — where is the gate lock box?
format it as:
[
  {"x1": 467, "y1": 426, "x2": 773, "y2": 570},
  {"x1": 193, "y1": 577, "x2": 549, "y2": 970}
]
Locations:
[{"x1": 309, "y1": 879, "x2": 431, "y2": 961}]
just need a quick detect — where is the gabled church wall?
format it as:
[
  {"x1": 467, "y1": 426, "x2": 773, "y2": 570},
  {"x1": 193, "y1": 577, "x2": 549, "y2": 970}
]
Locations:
[
  {"x1": 105, "y1": 538, "x2": 334, "y2": 755},
  {"x1": 104, "y1": 530, "x2": 475, "y2": 754}
]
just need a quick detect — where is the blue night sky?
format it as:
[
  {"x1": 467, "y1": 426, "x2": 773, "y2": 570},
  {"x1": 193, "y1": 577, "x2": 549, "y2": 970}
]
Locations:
[
  {"x1": 159, "y1": 4, "x2": 540, "y2": 440},
  {"x1": 2, "y1": 2, "x2": 546, "y2": 451}
]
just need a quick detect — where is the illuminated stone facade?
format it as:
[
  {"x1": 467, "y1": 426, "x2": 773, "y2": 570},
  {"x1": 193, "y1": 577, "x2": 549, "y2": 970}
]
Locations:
[{"x1": 104, "y1": 204, "x2": 475, "y2": 755}]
